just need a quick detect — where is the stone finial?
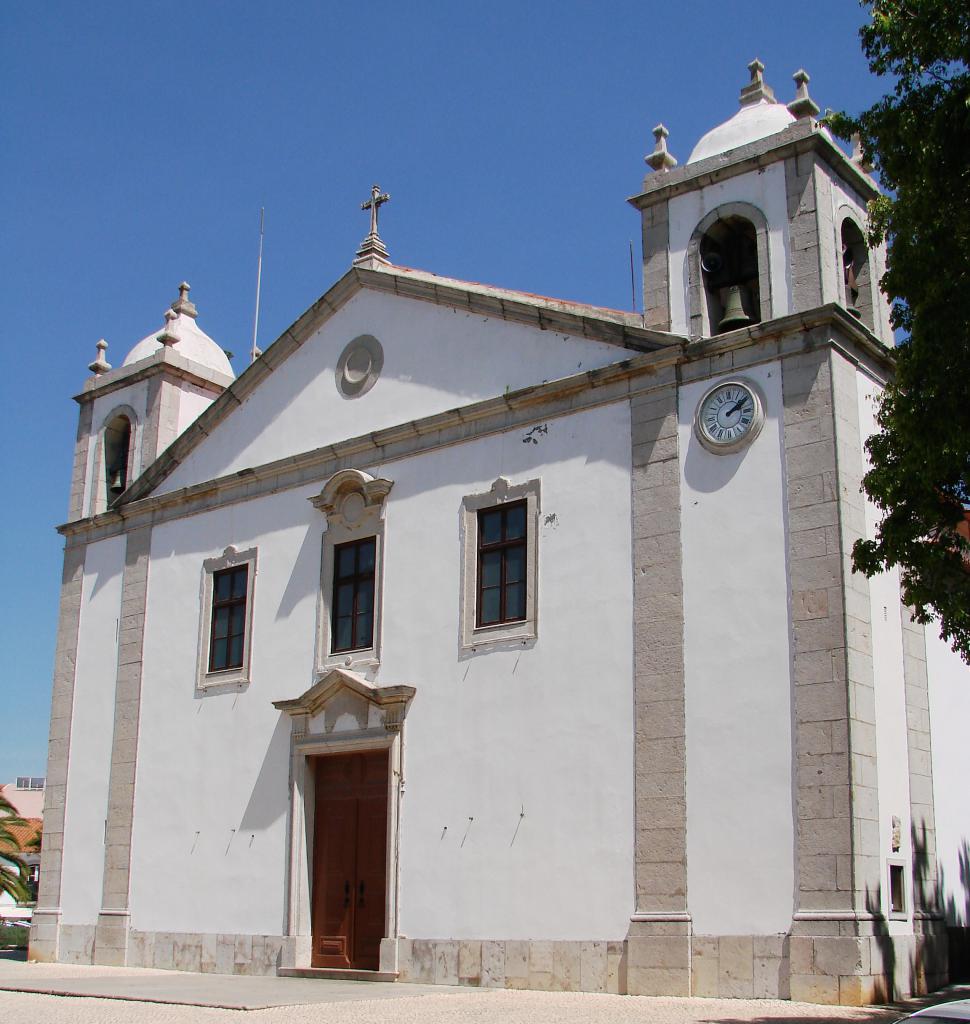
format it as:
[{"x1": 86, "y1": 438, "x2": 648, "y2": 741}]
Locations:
[
  {"x1": 88, "y1": 338, "x2": 111, "y2": 376},
  {"x1": 354, "y1": 184, "x2": 391, "y2": 266},
  {"x1": 645, "y1": 123, "x2": 678, "y2": 173},
  {"x1": 739, "y1": 58, "x2": 776, "y2": 106},
  {"x1": 787, "y1": 69, "x2": 820, "y2": 119},
  {"x1": 171, "y1": 280, "x2": 198, "y2": 319},
  {"x1": 851, "y1": 132, "x2": 874, "y2": 173},
  {"x1": 157, "y1": 307, "x2": 181, "y2": 347}
]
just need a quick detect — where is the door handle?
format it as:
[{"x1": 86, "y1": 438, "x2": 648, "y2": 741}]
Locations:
[
  {"x1": 344, "y1": 880, "x2": 351, "y2": 908},
  {"x1": 358, "y1": 880, "x2": 365, "y2": 906}
]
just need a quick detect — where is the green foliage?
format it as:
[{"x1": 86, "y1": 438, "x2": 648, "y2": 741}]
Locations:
[
  {"x1": 0, "y1": 924, "x2": 29, "y2": 949},
  {"x1": 0, "y1": 793, "x2": 30, "y2": 906},
  {"x1": 829, "y1": 1, "x2": 970, "y2": 662}
]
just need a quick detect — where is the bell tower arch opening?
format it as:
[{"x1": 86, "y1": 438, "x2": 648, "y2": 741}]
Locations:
[{"x1": 840, "y1": 216, "x2": 873, "y2": 330}]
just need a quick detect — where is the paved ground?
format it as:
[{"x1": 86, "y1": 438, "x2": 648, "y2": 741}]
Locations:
[{"x1": 1, "y1": 953, "x2": 967, "y2": 1023}]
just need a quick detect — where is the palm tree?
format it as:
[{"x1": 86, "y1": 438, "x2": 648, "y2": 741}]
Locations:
[{"x1": 0, "y1": 792, "x2": 30, "y2": 905}]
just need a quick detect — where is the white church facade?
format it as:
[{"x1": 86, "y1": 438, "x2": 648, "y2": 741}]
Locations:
[{"x1": 31, "y1": 61, "x2": 969, "y2": 1005}]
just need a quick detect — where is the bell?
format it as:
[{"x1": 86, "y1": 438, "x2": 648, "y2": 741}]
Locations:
[
  {"x1": 718, "y1": 285, "x2": 752, "y2": 332},
  {"x1": 109, "y1": 468, "x2": 125, "y2": 494}
]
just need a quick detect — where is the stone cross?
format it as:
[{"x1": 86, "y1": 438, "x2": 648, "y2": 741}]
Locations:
[{"x1": 361, "y1": 185, "x2": 390, "y2": 239}]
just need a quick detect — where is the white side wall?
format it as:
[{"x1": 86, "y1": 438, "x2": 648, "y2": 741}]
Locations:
[
  {"x1": 667, "y1": 164, "x2": 791, "y2": 336},
  {"x1": 157, "y1": 291, "x2": 629, "y2": 494},
  {"x1": 857, "y1": 372, "x2": 913, "y2": 931},
  {"x1": 60, "y1": 535, "x2": 126, "y2": 926},
  {"x1": 680, "y1": 360, "x2": 795, "y2": 935},
  {"x1": 127, "y1": 401, "x2": 635, "y2": 941},
  {"x1": 927, "y1": 628, "x2": 970, "y2": 927},
  {"x1": 176, "y1": 384, "x2": 218, "y2": 439}
]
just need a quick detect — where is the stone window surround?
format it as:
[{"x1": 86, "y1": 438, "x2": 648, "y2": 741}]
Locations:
[
  {"x1": 90, "y1": 403, "x2": 140, "y2": 517},
  {"x1": 335, "y1": 334, "x2": 384, "y2": 399},
  {"x1": 460, "y1": 477, "x2": 540, "y2": 651},
  {"x1": 310, "y1": 470, "x2": 393, "y2": 673},
  {"x1": 195, "y1": 545, "x2": 258, "y2": 693},
  {"x1": 686, "y1": 201, "x2": 772, "y2": 340},
  {"x1": 887, "y1": 857, "x2": 909, "y2": 920}
]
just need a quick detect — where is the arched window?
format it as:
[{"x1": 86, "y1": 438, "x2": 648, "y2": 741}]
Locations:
[
  {"x1": 687, "y1": 203, "x2": 771, "y2": 339},
  {"x1": 699, "y1": 216, "x2": 761, "y2": 335},
  {"x1": 103, "y1": 414, "x2": 132, "y2": 506},
  {"x1": 840, "y1": 217, "x2": 873, "y2": 330}
]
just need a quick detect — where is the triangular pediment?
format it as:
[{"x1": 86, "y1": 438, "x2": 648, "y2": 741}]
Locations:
[{"x1": 273, "y1": 667, "x2": 415, "y2": 722}]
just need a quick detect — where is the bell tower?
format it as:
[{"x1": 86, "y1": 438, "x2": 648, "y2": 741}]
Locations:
[
  {"x1": 68, "y1": 283, "x2": 235, "y2": 521},
  {"x1": 630, "y1": 60, "x2": 892, "y2": 346}
]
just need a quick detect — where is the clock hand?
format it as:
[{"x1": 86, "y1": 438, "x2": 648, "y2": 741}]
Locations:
[{"x1": 725, "y1": 399, "x2": 746, "y2": 417}]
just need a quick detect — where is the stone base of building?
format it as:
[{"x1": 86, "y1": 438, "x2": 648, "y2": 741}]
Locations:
[{"x1": 27, "y1": 922, "x2": 952, "y2": 1004}]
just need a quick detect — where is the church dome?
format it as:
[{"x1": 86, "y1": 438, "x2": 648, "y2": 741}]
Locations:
[
  {"x1": 123, "y1": 283, "x2": 235, "y2": 378},
  {"x1": 687, "y1": 99, "x2": 796, "y2": 164}
]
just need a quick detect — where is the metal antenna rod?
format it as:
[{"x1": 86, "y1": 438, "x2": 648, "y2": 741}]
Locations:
[
  {"x1": 629, "y1": 239, "x2": 637, "y2": 312},
  {"x1": 251, "y1": 207, "x2": 265, "y2": 364}
]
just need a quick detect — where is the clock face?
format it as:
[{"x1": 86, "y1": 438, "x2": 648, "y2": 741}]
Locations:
[{"x1": 695, "y1": 379, "x2": 765, "y2": 453}]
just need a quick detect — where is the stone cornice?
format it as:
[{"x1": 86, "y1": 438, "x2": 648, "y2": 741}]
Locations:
[
  {"x1": 75, "y1": 346, "x2": 233, "y2": 404},
  {"x1": 628, "y1": 119, "x2": 880, "y2": 210},
  {"x1": 57, "y1": 305, "x2": 893, "y2": 546}
]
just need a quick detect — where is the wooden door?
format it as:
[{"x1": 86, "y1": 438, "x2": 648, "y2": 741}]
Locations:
[{"x1": 311, "y1": 750, "x2": 388, "y2": 969}]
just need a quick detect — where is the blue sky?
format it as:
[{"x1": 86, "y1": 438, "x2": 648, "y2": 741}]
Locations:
[{"x1": 0, "y1": 0, "x2": 886, "y2": 782}]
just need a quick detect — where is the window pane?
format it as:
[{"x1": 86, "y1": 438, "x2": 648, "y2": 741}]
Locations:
[
  {"x1": 337, "y1": 546, "x2": 356, "y2": 579},
  {"x1": 228, "y1": 633, "x2": 244, "y2": 668},
  {"x1": 505, "y1": 504, "x2": 526, "y2": 540},
  {"x1": 482, "y1": 551, "x2": 502, "y2": 588},
  {"x1": 229, "y1": 604, "x2": 246, "y2": 637},
  {"x1": 505, "y1": 544, "x2": 524, "y2": 583},
  {"x1": 480, "y1": 587, "x2": 501, "y2": 625},
  {"x1": 505, "y1": 582, "x2": 525, "y2": 620},
  {"x1": 212, "y1": 606, "x2": 230, "y2": 639},
  {"x1": 335, "y1": 617, "x2": 353, "y2": 651},
  {"x1": 231, "y1": 567, "x2": 248, "y2": 599},
  {"x1": 215, "y1": 571, "x2": 232, "y2": 601},
  {"x1": 480, "y1": 510, "x2": 502, "y2": 545},
  {"x1": 211, "y1": 637, "x2": 228, "y2": 671},
  {"x1": 356, "y1": 612, "x2": 373, "y2": 648},
  {"x1": 358, "y1": 539, "x2": 376, "y2": 574},
  {"x1": 336, "y1": 583, "x2": 354, "y2": 617},
  {"x1": 356, "y1": 582, "x2": 374, "y2": 614}
]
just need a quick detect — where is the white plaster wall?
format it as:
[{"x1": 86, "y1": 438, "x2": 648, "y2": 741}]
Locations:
[
  {"x1": 384, "y1": 401, "x2": 634, "y2": 941},
  {"x1": 667, "y1": 164, "x2": 791, "y2": 336},
  {"x1": 60, "y1": 534, "x2": 126, "y2": 925},
  {"x1": 176, "y1": 384, "x2": 218, "y2": 439},
  {"x1": 927, "y1": 628, "x2": 970, "y2": 927},
  {"x1": 157, "y1": 290, "x2": 628, "y2": 494},
  {"x1": 680, "y1": 360, "x2": 795, "y2": 934},
  {"x1": 857, "y1": 372, "x2": 913, "y2": 932},
  {"x1": 83, "y1": 383, "x2": 149, "y2": 516},
  {"x1": 127, "y1": 400, "x2": 635, "y2": 941},
  {"x1": 130, "y1": 488, "x2": 322, "y2": 936}
]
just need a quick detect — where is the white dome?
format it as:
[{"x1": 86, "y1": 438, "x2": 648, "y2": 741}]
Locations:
[
  {"x1": 688, "y1": 100, "x2": 796, "y2": 164},
  {"x1": 123, "y1": 313, "x2": 234, "y2": 378}
]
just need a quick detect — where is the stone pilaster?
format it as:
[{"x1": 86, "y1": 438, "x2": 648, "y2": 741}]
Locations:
[
  {"x1": 626, "y1": 383, "x2": 690, "y2": 996},
  {"x1": 785, "y1": 154, "x2": 824, "y2": 312},
  {"x1": 94, "y1": 525, "x2": 152, "y2": 966},
  {"x1": 143, "y1": 374, "x2": 182, "y2": 464},
  {"x1": 640, "y1": 201, "x2": 671, "y2": 332},
  {"x1": 29, "y1": 542, "x2": 87, "y2": 961},
  {"x1": 784, "y1": 344, "x2": 884, "y2": 1005},
  {"x1": 67, "y1": 401, "x2": 93, "y2": 522},
  {"x1": 900, "y1": 606, "x2": 948, "y2": 991}
]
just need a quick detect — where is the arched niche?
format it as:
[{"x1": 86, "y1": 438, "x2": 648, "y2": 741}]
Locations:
[
  {"x1": 839, "y1": 213, "x2": 875, "y2": 331},
  {"x1": 687, "y1": 202, "x2": 772, "y2": 339},
  {"x1": 93, "y1": 404, "x2": 139, "y2": 514}
]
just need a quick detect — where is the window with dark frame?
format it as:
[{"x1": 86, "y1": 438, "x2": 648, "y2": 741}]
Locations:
[
  {"x1": 331, "y1": 537, "x2": 376, "y2": 652},
  {"x1": 477, "y1": 501, "x2": 527, "y2": 627},
  {"x1": 889, "y1": 862, "x2": 906, "y2": 914},
  {"x1": 209, "y1": 565, "x2": 249, "y2": 672}
]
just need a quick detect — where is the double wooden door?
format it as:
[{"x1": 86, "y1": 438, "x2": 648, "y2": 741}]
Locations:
[{"x1": 311, "y1": 750, "x2": 388, "y2": 970}]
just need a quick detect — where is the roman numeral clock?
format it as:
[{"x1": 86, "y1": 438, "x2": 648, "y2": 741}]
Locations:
[{"x1": 694, "y1": 378, "x2": 766, "y2": 454}]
